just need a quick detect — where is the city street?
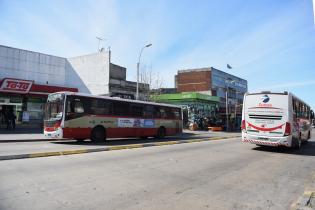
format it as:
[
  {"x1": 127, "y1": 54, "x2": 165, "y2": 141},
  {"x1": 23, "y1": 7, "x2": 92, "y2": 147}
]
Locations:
[{"x1": 0, "y1": 131, "x2": 314, "y2": 210}]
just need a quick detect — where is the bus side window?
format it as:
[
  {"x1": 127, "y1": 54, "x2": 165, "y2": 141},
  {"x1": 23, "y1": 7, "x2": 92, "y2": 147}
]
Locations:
[
  {"x1": 302, "y1": 104, "x2": 306, "y2": 118},
  {"x1": 166, "y1": 108, "x2": 174, "y2": 119},
  {"x1": 113, "y1": 101, "x2": 129, "y2": 116},
  {"x1": 74, "y1": 100, "x2": 84, "y2": 113},
  {"x1": 91, "y1": 99, "x2": 112, "y2": 115},
  {"x1": 144, "y1": 105, "x2": 154, "y2": 118},
  {"x1": 292, "y1": 99, "x2": 296, "y2": 113},
  {"x1": 66, "y1": 100, "x2": 74, "y2": 113},
  {"x1": 130, "y1": 104, "x2": 143, "y2": 117},
  {"x1": 173, "y1": 108, "x2": 181, "y2": 119},
  {"x1": 159, "y1": 108, "x2": 166, "y2": 118},
  {"x1": 297, "y1": 101, "x2": 301, "y2": 118},
  {"x1": 106, "y1": 101, "x2": 113, "y2": 115},
  {"x1": 154, "y1": 106, "x2": 161, "y2": 118}
]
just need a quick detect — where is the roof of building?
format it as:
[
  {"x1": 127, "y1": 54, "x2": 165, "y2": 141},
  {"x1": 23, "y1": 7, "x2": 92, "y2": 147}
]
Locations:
[
  {"x1": 152, "y1": 92, "x2": 220, "y2": 103},
  {"x1": 0, "y1": 45, "x2": 66, "y2": 60},
  {"x1": 177, "y1": 67, "x2": 247, "y2": 83}
]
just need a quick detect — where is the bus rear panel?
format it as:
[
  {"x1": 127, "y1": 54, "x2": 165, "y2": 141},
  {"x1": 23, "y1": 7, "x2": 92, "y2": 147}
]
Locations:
[{"x1": 242, "y1": 92, "x2": 293, "y2": 147}]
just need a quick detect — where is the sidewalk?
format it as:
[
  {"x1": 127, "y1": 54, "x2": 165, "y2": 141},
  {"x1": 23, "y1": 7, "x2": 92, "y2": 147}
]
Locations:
[
  {"x1": 183, "y1": 129, "x2": 241, "y2": 137},
  {"x1": 0, "y1": 128, "x2": 49, "y2": 142}
]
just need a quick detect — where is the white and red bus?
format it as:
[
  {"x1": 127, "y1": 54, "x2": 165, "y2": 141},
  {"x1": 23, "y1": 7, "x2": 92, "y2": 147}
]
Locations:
[
  {"x1": 44, "y1": 92, "x2": 182, "y2": 141},
  {"x1": 242, "y1": 91, "x2": 314, "y2": 148}
]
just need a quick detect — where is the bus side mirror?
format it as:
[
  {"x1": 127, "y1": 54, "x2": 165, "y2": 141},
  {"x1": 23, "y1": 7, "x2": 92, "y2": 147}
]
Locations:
[{"x1": 311, "y1": 110, "x2": 314, "y2": 119}]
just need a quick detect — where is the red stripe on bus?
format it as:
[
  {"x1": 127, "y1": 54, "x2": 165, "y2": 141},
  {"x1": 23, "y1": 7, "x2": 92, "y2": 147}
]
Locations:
[
  {"x1": 248, "y1": 107, "x2": 281, "y2": 109},
  {"x1": 63, "y1": 128, "x2": 92, "y2": 139},
  {"x1": 247, "y1": 122, "x2": 284, "y2": 132},
  {"x1": 62, "y1": 127, "x2": 181, "y2": 139}
]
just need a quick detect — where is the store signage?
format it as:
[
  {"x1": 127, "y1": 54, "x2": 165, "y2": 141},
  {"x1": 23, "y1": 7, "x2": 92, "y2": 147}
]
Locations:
[{"x1": 0, "y1": 78, "x2": 33, "y2": 93}]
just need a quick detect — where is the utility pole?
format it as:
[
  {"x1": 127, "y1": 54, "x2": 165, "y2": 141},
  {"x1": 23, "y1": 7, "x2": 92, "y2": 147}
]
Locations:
[{"x1": 136, "y1": 43, "x2": 152, "y2": 100}]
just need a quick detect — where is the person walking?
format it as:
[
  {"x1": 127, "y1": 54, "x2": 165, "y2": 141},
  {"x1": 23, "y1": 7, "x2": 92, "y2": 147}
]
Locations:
[
  {"x1": 8, "y1": 109, "x2": 16, "y2": 130},
  {"x1": 4, "y1": 109, "x2": 10, "y2": 130}
]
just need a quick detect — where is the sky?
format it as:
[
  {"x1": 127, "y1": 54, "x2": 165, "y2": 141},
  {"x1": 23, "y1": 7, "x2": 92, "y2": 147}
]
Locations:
[{"x1": 0, "y1": 0, "x2": 315, "y2": 108}]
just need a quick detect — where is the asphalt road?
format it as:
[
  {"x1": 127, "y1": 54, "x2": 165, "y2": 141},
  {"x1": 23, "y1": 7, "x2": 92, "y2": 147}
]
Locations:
[
  {"x1": 0, "y1": 131, "x2": 239, "y2": 157},
  {"x1": 0, "y1": 131, "x2": 314, "y2": 210}
]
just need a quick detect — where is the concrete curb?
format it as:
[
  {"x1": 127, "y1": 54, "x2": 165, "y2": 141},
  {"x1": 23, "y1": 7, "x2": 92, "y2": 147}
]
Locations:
[
  {"x1": 0, "y1": 136, "x2": 240, "y2": 161},
  {"x1": 0, "y1": 139, "x2": 61, "y2": 143},
  {"x1": 291, "y1": 173, "x2": 315, "y2": 210},
  {"x1": 0, "y1": 133, "x2": 201, "y2": 143},
  {"x1": 292, "y1": 191, "x2": 315, "y2": 210}
]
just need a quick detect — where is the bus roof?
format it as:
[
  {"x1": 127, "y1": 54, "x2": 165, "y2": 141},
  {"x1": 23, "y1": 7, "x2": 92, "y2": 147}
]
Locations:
[
  {"x1": 245, "y1": 91, "x2": 311, "y2": 108},
  {"x1": 49, "y1": 91, "x2": 182, "y2": 109}
]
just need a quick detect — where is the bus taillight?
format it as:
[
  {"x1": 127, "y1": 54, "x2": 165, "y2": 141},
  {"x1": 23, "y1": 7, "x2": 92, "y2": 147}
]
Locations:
[
  {"x1": 241, "y1": 120, "x2": 246, "y2": 130},
  {"x1": 284, "y1": 122, "x2": 291, "y2": 136}
]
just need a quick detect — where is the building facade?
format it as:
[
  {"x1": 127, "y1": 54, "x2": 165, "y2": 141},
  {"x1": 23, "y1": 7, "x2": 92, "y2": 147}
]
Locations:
[
  {"x1": 67, "y1": 52, "x2": 149, "y2": 99},
  {"x1": 175, "y1": 67, "x2": 248, "y2": 130},
  {"x1": 0, "y1": 45, "x2": 148, "y2": 128},
  {"x1": 152, "y1": 92, "x2": 220, "y2": 129}
]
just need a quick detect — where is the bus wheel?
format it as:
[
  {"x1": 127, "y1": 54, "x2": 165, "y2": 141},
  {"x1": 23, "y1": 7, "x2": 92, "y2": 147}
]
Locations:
[
  {"x1": 157, "y1": 127, "x2": 166, "y2": 139},
  {"x1": 91, "y1": 126, "x2": 106, "y2": 142}
]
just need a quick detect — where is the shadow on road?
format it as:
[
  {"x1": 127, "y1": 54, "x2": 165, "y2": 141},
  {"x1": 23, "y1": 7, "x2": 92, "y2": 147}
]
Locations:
[
  {"x1": 252, "y1": 141, "x2": 315, "y2": 156},
  {"x1": 0, "y1": 128, "x2": 43, "y2": 134},
  {"x1": 51, "y1": 133, "x2": 213, "y2": 147}
]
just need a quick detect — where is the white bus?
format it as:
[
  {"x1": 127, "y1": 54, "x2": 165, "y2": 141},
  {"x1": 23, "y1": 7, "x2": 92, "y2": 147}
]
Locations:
[{"x1": 241, "y1": 91, "x2": 314, "y2": 148}]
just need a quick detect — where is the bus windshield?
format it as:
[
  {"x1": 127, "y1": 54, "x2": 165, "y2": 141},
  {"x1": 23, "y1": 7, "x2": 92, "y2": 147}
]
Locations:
[{"x1": 44, "y1": 93, "x2": 65, "y2": 121}]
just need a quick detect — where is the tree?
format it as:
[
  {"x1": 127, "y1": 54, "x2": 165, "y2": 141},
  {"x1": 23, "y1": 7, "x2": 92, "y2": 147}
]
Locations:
[{"x1": 139, "y1": 65, "x2": 164, "y2": 101}]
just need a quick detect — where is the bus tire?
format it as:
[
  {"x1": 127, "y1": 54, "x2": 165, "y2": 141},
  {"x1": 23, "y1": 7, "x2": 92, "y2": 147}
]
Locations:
[
  {"x1": 91, "y1": 126, "x2": 106, "y2": 142},
  {"x1": 156, "y1": 127, "x2": 166, "y2": 139}
]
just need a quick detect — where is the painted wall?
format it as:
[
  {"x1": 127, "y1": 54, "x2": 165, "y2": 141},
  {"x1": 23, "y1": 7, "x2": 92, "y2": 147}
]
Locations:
[
  {"x1": 67, "y1": 52, "x2": 110, "y2": 95},
  {"x1": 0, "y1": 45, "x2": 67, "y2": 86}
]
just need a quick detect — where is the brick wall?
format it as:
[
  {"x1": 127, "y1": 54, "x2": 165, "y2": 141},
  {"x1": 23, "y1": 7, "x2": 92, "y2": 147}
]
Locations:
[{"x1": 176, "y1": 71, "x2": 211, "y2": 92}]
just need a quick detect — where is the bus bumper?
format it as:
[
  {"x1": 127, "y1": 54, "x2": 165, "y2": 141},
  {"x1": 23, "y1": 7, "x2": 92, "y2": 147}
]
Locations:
[
  {"x1": 44, "y1": 128, "x2": 63, "y2": 139},
  {"x1": 242, "y1": 132, "x2": 292, "y2": 147}
]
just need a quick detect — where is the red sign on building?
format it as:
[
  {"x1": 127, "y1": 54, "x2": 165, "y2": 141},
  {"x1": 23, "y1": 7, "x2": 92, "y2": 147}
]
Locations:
[
  {"x1": 0, "y1": 78, "x2": 33, "y2": 93},
  {"x1": 0, "y1": 78, "x2": 78, "y2": 96}
]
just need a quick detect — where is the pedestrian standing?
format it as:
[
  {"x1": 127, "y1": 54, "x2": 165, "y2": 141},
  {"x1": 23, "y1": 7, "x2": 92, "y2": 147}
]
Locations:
[
  {"x1": 5, "y1": 109, "x2": 10, "y2": 130},
  {"x1": 8, "y1": 109, "x2": 16, "y2": 130}
]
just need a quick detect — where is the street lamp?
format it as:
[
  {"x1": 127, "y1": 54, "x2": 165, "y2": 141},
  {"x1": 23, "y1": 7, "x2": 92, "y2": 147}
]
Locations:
[
  {"x1": 225, "y1": 79, "x2": 235, "y2": 132},
  {"x1": 136, "y1": 43, "x2": 152, "y2": 100}
]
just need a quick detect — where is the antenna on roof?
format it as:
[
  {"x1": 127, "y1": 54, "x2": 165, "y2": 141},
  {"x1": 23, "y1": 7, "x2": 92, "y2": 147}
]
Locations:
[{"x1": 96, "y1": 36, "x2": 104, "y2": 52}]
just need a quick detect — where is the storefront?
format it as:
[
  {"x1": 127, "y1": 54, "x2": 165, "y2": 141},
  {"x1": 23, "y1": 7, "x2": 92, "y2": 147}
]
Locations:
[
  {"x1": 151, "y1": 92, "x2": 220, "y2": 129},
  {"x1": 0, "y1": 78, "x2": 78, "y2": 128}
]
